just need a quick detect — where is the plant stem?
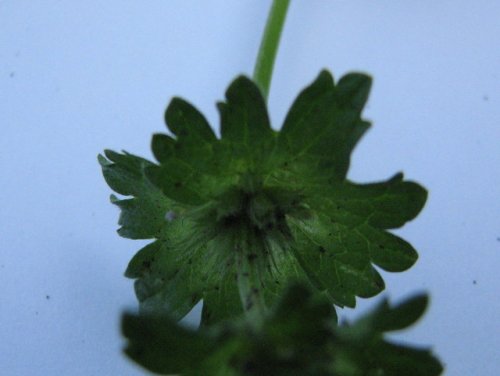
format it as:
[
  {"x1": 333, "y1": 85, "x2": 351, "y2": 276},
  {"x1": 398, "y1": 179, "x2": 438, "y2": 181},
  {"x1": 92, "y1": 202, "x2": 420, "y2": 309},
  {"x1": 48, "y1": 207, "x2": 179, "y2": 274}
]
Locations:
[{"x1": 253, "y1": 0, "x2": 291, "y2": 101}]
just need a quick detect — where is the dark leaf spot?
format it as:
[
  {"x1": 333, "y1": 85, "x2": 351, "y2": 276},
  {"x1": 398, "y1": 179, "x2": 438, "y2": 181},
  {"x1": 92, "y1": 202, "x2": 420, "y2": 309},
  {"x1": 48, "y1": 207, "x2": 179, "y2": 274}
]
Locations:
[
  {"x1": 247, "y1": 253, "x2": 258, "y2": 262},
  {"x1": 245, "y1": 297, "x2": 254, "y2": 311}
]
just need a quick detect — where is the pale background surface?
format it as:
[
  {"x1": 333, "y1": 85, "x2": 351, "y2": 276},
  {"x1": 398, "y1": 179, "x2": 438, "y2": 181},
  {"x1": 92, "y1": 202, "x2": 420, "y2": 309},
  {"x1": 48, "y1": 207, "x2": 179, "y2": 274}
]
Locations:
[{"x1": 1, "y1": 1, "x2": 499, "y2": 375}]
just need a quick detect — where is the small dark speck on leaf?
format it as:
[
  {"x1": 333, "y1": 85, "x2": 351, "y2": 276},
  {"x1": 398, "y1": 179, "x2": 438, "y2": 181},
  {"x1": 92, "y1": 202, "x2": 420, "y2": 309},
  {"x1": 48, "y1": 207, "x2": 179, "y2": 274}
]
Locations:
[
  {"x1": 245, "y1": 297, "x2": 254, "y2": 311},
  {"x1": 247, "y1": 253, "x2": 258, "y2": 262}
]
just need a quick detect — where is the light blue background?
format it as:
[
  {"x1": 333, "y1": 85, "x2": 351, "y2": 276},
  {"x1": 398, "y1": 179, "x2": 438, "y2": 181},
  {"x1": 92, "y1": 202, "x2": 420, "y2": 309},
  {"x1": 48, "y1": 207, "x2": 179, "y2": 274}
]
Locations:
[{"x1": 1, "y1": 1, "x2": 499, "y2": 375}]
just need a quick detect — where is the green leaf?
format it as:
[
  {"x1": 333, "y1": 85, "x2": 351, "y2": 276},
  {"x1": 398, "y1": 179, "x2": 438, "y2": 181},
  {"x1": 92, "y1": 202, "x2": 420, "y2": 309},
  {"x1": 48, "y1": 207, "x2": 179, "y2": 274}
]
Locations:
[
  {"x1": 145, "y1": 160, "x2": 207, "y2": 206},
  {"x1": 100, "y1": 70, "x2": 428, "y2": 325},
  {"x1": 289, "y1": 212, "x2": 384, "y2": 307},
  {"x1": 125, "y1": 238, "x2": 203, "y2": 320},
  {"x1": 151, "y1": 133, "x2": 175, "y2": 163},
  {"x1": 201, "y1": 270, "x2": 244, "y2": 326},
  {"x1": 218, "y1": 75, "x2": 275, "y2": 172},
  {"x1": 279, "y1": 70, "x2": 336, "y2": 150},
  {"x1": 334, "y1": 293, "x2": 442, "y2": 376},
  {"x1": 276, "y1": 70, "x2": 371, "y2": 181},
  {"x1": 165, "y1": 97, "x2": 218, "y2": 173},
  {"x1": 370, "y1": 294, "x2": 429, "y2": 333},
  {"x1": 317, "y1": 173, "x2": 428, "y2": 229},
  {"x1": 280, "y1": 171, "x2": 425, "y2": 305},
  {"x1": 99, "y1": 150, "x2": 152, "y2": 197},
  {"x1": 368, "y1": 342, "x2": 444, "y2": 376},
  {"x1": 122, "y1": 312, "x2": 214, "y2": 375},
  {"x1": 335, "y1": 72, "x2": 372, "y2": 112},
  {"x1": 121, "y1": 284, "x2": 443, "y2": 375},
  {"x1": 124, "y1": 216, "x2": 229, "y2": 321},
  {"x1": 99, "y1": 151, "x2": 174, "y2": 239},
  {"x1": 165, "y1": 97, "x2": 217, "y2": 143},
  {"x1": 148, "y1": 96, "x2": 248, "y2": 206}
]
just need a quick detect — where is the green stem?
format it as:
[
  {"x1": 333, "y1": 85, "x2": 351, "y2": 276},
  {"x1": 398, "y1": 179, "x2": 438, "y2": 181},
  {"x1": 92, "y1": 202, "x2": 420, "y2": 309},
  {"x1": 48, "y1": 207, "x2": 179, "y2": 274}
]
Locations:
[{"x1": 253, "y1": 0, "x2": 291, "y2": 101}]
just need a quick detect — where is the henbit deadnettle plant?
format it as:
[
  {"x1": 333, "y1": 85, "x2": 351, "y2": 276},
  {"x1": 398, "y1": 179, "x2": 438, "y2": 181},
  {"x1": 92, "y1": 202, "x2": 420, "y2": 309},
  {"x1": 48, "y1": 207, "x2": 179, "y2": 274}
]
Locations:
[{"x1": 100, "y1": 1, "x2": 443, "y2": 374}]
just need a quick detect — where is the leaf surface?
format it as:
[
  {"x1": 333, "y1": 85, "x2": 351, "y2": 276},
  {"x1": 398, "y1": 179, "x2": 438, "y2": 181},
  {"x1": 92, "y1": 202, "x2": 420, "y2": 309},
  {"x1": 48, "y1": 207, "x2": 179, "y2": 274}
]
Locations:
[
  {"x1": 122, "y1": 284, "x2": 443, "y2": 375},
  {"x1": 101, "y1": 70, "x2": 428, "y2": 324},
  {"x1": 99, "y1": 151, "x2": 174, "y2": 239},
  {"x1": 219, "y1": 76, "x2": 275, "y2": 172}
]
